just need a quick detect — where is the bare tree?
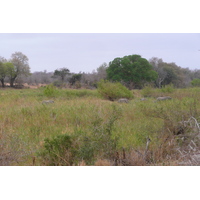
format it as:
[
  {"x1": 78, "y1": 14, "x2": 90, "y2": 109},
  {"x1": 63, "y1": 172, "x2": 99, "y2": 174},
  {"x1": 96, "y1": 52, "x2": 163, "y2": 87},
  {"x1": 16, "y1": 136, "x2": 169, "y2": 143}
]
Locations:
[
  {"x1": 96, "y1": 62, "x2": 107, "y2": 80},
  {"x1": 149, "y1": 57, "x2": 167, "y2": 88}
]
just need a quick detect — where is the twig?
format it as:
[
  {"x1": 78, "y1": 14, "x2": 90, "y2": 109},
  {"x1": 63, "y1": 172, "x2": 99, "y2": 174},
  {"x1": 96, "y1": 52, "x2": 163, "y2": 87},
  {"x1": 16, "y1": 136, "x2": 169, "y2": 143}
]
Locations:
[
  {"x1": 188, "y1": 117, "x2": 200, "y2": 133},
  {"x1": 144, "y1": 137, "x2": 151, "y2": 161},
  {"x1": 191, "y1": 140, "x2": 197, "y2": 147}
]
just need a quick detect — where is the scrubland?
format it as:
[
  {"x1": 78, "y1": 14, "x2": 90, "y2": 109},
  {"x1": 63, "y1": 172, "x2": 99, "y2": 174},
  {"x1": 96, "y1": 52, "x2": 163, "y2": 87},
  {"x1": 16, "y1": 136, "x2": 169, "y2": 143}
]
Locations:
[{"x1": 1, "y1": 86, "x2": 200, "y2": 166}]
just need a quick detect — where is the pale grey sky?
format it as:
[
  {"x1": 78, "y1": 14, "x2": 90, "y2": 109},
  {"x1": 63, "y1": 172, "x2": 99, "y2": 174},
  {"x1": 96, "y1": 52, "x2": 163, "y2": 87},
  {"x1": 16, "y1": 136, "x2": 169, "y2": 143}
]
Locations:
[{"x1": 1, "y1": 33, "x2": 200, "y2": 73}]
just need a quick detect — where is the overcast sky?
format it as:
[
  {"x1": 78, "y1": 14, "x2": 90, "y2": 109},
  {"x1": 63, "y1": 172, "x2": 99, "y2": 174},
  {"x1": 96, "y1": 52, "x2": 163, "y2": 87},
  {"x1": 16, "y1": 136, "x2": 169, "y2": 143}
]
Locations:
[{"x1": 1, "y1": 33, "x2": 200, "y2": 73}]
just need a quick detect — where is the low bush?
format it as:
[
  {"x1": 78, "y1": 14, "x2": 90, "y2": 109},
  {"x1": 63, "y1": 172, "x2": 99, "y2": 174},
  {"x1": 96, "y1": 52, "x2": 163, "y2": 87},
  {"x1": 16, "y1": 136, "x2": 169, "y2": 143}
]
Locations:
[
  {"x1": 37, "y1": 134, "x2": 79, "y2": 166},
  {"x1": 141, "y1": 85, "x2": 155, "y2": 97},
  {"x1": 37, "y1": 105, "x2": 122, "y2": 165},
  {"x1": 43, "y1": 84, "x2": 58, "y2": 97},
  {"x1": 65, "y1": 89, "x2": 99, "y2": 99},
  {"x1": 97, "y1": 80, "x2": 133, "y2": 101},
  {"x1": 191, "y1": 78, "x2": 200, "y2": 87},
  {"x1": 161, "y1": 84, "x2": 175, "y2": 93}
]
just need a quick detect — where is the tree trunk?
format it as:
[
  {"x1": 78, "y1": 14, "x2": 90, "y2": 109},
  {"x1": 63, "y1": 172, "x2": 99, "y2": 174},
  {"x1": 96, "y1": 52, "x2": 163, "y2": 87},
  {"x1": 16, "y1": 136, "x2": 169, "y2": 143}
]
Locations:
[
  {"x1": 0, "y1": 79, "x2": 5, "y2": 87},
  {"x1": 10, "y1": 76, "x2": 17, "y2": 87}
]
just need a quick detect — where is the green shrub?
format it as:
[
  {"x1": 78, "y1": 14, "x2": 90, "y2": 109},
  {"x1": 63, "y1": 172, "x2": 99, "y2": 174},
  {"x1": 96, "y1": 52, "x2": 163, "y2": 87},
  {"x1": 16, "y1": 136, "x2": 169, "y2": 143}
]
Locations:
[
  {"x1": 43, "y1": 84, "x2": 58, "y2": 97},
  {"x1": 65, "y1": 89, "x2": 99, "y2": 99},
  {"x1": 161, "y1": 84, "x2": 175, "y2": 93},
  {"x1": 37, "y1": 134, "x2": 79, "y2": 166},
  {"x1": 37, "y1": 105, "x2": 122, "y2": 165},
  {"x1": 92, "y1": 105, "x2": 122, "y2": 160},
  {"x1": 97, "y1": 80, "x2": 133, "y2": 101},
  {"x1": 191, "y1": 78, "x2": 200, "y2": 87},
  {"x1": 141, "y1": 85, "x2": 155, "y2": 97}
]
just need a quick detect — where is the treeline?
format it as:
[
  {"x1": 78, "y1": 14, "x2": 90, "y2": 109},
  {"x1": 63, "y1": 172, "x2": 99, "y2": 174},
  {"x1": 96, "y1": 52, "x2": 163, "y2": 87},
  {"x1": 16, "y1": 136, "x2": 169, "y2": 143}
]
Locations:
[
  {"x1": 149, "y1": 57, "x2": 194, "y2": 88},
  {"x1": 18, "y1": 64, "x2": 107, "y2": 89},
  {"x1": 1, "y1": 52, "x2": 200, "y2": 89},
  {"x1": 23, "y1": 59, "x2": 200, "y2": 89}
]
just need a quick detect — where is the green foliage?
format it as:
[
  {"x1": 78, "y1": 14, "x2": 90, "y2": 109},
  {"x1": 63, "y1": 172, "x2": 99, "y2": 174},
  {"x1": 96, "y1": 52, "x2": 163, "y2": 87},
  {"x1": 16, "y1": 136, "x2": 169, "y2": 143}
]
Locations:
[
  {"x1": 37, "y1": 105, "x2": 122, "y2": 165},
  {"x1": 69, "y1": 74, "x2": 82, "y2": 85},
  {"x1": 43, "y1": 84, "x2": 58, "y2": 97},
  {"x1": 37, "y1": 134, "x2": 79, "y2": 166},
  {"x1": 0, "y1": 62, "x2": 7, "y2": 87},
  {"x1": 88, "y1": 104, "x2": 122, "y2": 160},
  {"x1": 162, "y1": 64, "x2": 178, "y2": 86},
  {"x1": 106, "y1": 54, "x2": 158, "y2": 88},
  {"x1": 191, "y1": 78, "x2": 200, "y2": 87},
  {"x1": 53, "y1": 68, "x2": 70, "y2": 82},
  {"x1": 161, "y1": 84, "x2": 175, "y2": 93},
  {"x1": 0, "y1": 62, "x2": 7, "y2": 78},
  {"x1": 64, "y1": 89, "x2": 99, "y2": 99},
  {"x1": 97, "y1": 80, "x2": 133, "y2": 101},
  {"x1": 141, "y1": 85, "x2": 155, "y2": 97},
  {"x1": 3, "y1": 87, "x2": 200, "y2": 166},
  {"x1": 9, "y1": 52, "x2": 30, "y2": 87}
]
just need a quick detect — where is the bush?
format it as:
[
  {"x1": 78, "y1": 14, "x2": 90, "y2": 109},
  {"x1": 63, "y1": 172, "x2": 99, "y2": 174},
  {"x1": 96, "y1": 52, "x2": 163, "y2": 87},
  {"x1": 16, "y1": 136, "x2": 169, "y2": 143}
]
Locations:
[
  {"x1": 43, "y1": 84, "x2": 58, "y2": 97},
  {"x1": 141, "y1": 85, "x2": 155, "y2": 97},
  {"x1": 191, "y1": 79, "x2": 200, "y2": 87},
  {"x1": 37, "y1": 134, "x2": 79, "y2": 166},
  {"x1": 53, "y1": 80, "x2": 63, "y2": 88},
  {"x1": 90, "y1": 105, "x2": 122, "y2": 158},
  {"x1": 97, "y1": 80, "x2": 133, "y2": 101},
  {"x1": 37, "y1": 105, "x2": 122, "y2": 165},
  {"x1": 161, "y1": 84, "x2": 175, "y2": 93},
  {"x1": 64, "y1": 89, "x2": 99, "y2": 99}
]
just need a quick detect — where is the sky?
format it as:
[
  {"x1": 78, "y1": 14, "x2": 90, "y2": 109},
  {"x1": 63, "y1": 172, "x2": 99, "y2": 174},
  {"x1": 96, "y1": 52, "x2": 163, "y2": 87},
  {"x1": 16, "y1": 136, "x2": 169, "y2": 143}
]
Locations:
[{"x1": 1, "y1": 33, "x2": 200, "y2": 73}]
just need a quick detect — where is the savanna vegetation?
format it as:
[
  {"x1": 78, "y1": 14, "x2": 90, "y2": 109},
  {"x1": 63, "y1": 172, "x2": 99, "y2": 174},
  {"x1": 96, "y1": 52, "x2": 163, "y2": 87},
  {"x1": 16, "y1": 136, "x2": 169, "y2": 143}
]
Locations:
[
  {"x1": 1, "y1": 52, "x2": 200, "y2": 166},
  {"x1": 1, "y1": 85, "x2": 200, "y2": 166}
]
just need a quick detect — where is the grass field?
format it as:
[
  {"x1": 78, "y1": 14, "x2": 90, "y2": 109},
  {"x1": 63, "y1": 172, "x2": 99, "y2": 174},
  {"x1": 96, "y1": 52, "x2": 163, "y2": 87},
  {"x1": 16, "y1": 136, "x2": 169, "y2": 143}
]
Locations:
[{"x1": 1, "y1": 86, "x2": 200, "y2": 166}]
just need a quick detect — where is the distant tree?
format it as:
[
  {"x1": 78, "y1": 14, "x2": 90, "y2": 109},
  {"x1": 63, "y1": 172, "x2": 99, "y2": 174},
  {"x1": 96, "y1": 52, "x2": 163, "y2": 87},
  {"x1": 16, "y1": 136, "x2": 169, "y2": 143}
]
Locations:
[
  {"x1": 69, "y1": 73, "x2": 82, "y2": 85},
  {"x1": 0, "y1": 57, "x2": 7, "y2": 87},
  {"x1": 0, "y1": 62, "x2": 13, "y2": 87},
  {"x1": 0, "y1": 56, "x2": 7, "y2": 63},
  {"x1": 24, "y1": 71, "x2": 55, "y2": 85},
  {"x1": 150, "y1": 57, "x2": 192, "y2": 88},
  {"x1": 191, "y1": 69, "x2": 200, "y2": 80},
  {"x1": 96, "y1": 62, "x2": 108, "y2": 80},
  {"x1": 6, "y1": 62, "x2": 16, "y2": 86},
  {"x1": 149, "y1": 57, "x2": 167, "y2": 88},
  {"x1": 9, "y1": 52, "x2": 30, "y2": 87},
  {"x1": 0, "y1": 62, "x2": 6, "y2": 87},
  {"x1": 107, "y1": 54, "x2": 158, "y2": 89},
  {"x1": 53, "y1": 68, "x2": 70, "y2": 83}
]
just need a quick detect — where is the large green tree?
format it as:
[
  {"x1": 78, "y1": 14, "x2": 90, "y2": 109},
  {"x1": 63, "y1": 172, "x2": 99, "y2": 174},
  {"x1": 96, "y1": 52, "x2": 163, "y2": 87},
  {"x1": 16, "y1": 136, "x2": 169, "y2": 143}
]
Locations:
[
  {"x1": 9, "y1": 52, "x2": 30, "y2": 87},
  {"x1": 106, "y1": 54, "x2": 158, "y2": 88}
]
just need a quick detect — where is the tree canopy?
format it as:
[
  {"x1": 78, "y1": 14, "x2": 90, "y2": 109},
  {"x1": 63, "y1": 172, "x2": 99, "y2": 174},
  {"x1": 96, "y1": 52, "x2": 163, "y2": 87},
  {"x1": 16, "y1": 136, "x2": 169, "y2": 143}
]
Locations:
[
  {"x1": 53, "y1": 68, "x2": 70, "y2": 83},
  {"x1": 69, "y1": 73, "x2": 82, "y2": 85},
  {"x1": 0, "y1": 52, "x2": 30, "y2": 87},
  {"x1": 106, "y1": 54, "x2": 158, "y2": 88},
  {"x1": 9, "y1": 52, "x2": 30, "y2": 87}
]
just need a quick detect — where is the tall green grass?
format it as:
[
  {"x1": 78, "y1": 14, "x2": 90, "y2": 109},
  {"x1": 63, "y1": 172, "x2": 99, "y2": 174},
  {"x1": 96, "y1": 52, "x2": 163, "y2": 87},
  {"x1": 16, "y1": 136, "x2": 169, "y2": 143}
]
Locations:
[{"x1": 1, "y1": 87, "x2": 200, "y2": 165}]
